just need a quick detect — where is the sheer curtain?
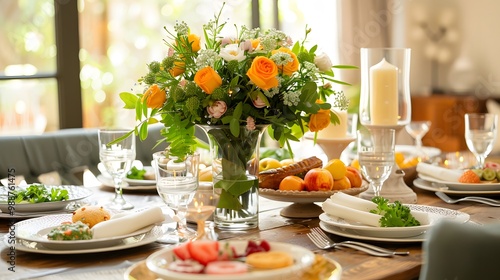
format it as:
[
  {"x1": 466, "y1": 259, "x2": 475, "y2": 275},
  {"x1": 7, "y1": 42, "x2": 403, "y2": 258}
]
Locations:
[{"x1": 335, "y1": 0, "x2": 403, "y2": 85}]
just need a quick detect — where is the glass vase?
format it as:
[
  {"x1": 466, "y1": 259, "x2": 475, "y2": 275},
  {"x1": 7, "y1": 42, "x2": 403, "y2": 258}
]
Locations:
[{"x1": 197, "y1": 124, "x2": 268, "y2": 230}]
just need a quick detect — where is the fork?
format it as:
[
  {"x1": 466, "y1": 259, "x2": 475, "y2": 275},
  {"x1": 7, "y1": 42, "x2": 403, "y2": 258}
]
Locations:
[
  {"x1": 435, "y1": 192, "x2": 500, "y2": 207},
  {"x1": 307, "y1": 227, "x2": 409, "y2": 257}
]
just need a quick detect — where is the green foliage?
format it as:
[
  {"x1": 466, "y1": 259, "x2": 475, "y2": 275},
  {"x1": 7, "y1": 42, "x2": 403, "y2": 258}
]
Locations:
[
  {"x1": 13, "y1": 184, "x2": 69, "y2": 204},
  {"x1": 370, "y1": 197, "x2": 422, "y2": 227}
]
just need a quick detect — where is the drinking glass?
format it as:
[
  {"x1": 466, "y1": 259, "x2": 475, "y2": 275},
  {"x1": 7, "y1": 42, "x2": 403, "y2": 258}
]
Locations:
[
  {"x1": 465, "y1": 113, "x2": 498, "y2": 169},
  {"x1": 405, "y1": 121, "x2": 432, "y2": 159},
  {"x1": 357, "y1": 128, "x2": 396, "y2": 198},
  {"x1": 187, "y1": 189, "x2": 220, "y2": 241},
  {"x1": 153, "y1": 150, "x2": 200, "y2": 243},
  {"x1": 98, "y1": 129, "x2": 135, "y2": 210}
]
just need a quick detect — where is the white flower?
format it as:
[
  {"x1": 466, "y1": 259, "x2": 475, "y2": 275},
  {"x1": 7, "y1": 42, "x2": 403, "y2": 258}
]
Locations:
[
  {"x1": 314, "y1": 52, "x2": 333, "y2": 72},
  {"x1": 219, "y1": 44, "x2": 245, "y2": 62}
]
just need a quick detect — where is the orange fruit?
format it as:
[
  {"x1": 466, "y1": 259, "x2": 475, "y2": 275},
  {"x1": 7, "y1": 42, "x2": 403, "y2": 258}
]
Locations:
[
  {"x1": 332, "y1": 176, "x2": 351, "y2": 190},
  {"x1": 324, "y1": 159, "x2": 347, "y2": 180},
  {"x1": 279, "y1": 175, "x2": 305, "y2": 191},
  {"x1": 350, "y1": 159, "x2": 360, "y2": 170}
]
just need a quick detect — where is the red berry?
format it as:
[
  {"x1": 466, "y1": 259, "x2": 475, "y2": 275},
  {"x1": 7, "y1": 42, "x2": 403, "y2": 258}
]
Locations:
[
  {"x1": 173, "y1": 242, "x2": 191, "y2": 260},
  {"x1": 187, "y1": 240, "x2": 219, "y2": 266},
  {"x1": 259, "y1": 240, "x2": 271, "y2": 251}
]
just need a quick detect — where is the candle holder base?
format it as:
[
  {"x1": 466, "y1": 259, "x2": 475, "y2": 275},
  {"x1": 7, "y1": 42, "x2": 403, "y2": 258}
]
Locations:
[
  {"x1": 359, "y1": 124, "x2": 417, "y2": 203},
  {"x1": 359, "y1": 166, "x2": 417, "y2": 203},
  {"x1": 305, "y1": 134, "x2": 356, "y2": 161}
]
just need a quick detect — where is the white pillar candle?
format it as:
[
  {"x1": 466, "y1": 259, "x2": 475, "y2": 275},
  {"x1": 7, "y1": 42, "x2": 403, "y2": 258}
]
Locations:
[
  {"x1": 317, "y1": 109, "x2": 348, "y2": 139},
  {"x1": 370, "y1": 58, "x2": 398, "y2": 125}
]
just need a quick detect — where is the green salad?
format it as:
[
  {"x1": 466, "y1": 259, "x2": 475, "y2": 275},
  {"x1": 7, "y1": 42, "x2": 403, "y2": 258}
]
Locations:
[{"x1": 12, "y1": 184, "x2": 69, "y2": 204}]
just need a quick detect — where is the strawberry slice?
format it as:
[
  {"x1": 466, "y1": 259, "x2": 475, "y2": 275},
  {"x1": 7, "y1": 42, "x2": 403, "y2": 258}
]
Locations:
[
  {"x1": 187, "y1": 240, "x2": 219, "y2": 265},
  {"x1": 173, "y1": 242, "x2": 191, "y2": 260}
]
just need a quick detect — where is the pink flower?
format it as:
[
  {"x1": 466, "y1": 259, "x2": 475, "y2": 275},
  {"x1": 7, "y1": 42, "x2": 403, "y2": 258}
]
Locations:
[
  {"x1": 252, "y1": 95, "x2": 266, "y2": 108},
  {"x1": 207, "y1": 100, "x2": 227, "y2": 118},
  {"x1": 220, "y1": 37, "x2": 232, "y2": 47},
  {"x1": 241, "y1": 40, "x2": 253, "y2": 52},
  {"x1": 168, "y1": 47, "x2": 174, "y2": 57},
  {"x1": 179, "y1": 79, "x2": 187, "y2": 87},
  {"x1": 246, "y1": 116, "x2": 255, "y2": 131}
]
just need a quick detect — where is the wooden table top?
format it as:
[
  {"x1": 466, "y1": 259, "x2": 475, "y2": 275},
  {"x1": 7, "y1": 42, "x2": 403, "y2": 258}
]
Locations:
[{"x1": 1, "y1": 182, "x2": 499, "y2": 280}]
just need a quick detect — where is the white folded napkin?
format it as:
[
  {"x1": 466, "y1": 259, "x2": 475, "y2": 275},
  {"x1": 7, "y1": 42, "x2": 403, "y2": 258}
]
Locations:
[
  {"x1": 92, "y1": 206, "x2": 165, "y2": 239},
  {"x1": 323, "y1": 198, "x2": 382, "y2": 227},
  {"x1": 416, "y1": 162, "x2": 462, "y2": 182},
  {"x1": 322, "y1": 192, "x2": 429, "y2": 227}
]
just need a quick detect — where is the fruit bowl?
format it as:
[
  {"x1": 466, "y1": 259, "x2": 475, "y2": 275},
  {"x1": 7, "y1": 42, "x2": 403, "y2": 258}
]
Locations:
[{"x1": 259, "y1": 183, "x2": 368, "y2": 218}]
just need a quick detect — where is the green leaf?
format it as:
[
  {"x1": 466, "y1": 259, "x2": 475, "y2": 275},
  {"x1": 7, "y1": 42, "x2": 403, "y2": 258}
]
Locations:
[
  {"x1": 139, "y1": 122, "x2": 149, "y2": 140},
  {"x1": 119, "y1": 92, "x2": 139, "y2": 109},
  {"x1": 229, "y1": 118, "x2": 240, "y2": 137}
]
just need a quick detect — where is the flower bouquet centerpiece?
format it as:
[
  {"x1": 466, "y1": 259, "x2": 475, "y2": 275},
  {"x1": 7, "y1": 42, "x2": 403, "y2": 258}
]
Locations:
[{"x1": 119, "y1": 5, "x2": 354, "y2": 229}]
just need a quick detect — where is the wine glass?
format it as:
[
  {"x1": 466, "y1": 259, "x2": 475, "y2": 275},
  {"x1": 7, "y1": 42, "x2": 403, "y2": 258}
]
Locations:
[
  {"x1": 98, "y1": 129, "x2": 135, "y2": 210},
  {"x1": 405, "y1": 121, "x2": 432, "y2": 159},
  {"x1": 465, "y1": 113, "x2": 498, "y2": 169},
  {"x1": 152, "y1": 150, "x2": 200, "y2": 243},
  {"x1": 187, "y1": 189, "x2": 220, "y2": 241},
  {"x1": 357, "y1": 128, "x2": 396, "y2": 198}
]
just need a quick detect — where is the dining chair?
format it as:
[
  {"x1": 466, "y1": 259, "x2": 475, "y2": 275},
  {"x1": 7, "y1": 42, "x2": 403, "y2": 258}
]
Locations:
[{"x1": 419, "y1": 219, "x2": 500, "y2": 280}]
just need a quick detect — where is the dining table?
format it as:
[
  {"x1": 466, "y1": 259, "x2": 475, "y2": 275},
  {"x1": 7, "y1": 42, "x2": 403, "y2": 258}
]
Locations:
[{"x1": 1, "y1": 172, "x2": 500, "y2": 280}]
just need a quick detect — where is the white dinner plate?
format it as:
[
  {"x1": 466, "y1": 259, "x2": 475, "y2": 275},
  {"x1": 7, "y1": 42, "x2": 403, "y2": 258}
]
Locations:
[
  {"x1": 319, "y1": 204, "x2": 469, "y2": 238},
  {"x1": 413, "y1": 178, "x2": 500, "y2": 195},
  {"x1": 13, "y1": 214, "x2": 155, "y2": 250},
  {"x1": 418, "y1": 174, "x2": 500, "y2": 191},
  {"x1": 5, "y1": 226, "x2": 162, "y2": 254},
  {"x1": 97, "y1": 175, "x2": 157, "y2": 191},
  {"x1": 0, "y1": 185, "x2": 93, "y2": 213},
  {"x1": 319, "y1": 222, "x2": 426, "y2": 243},
  {"x1": 146, "y1": 241, "x2": 315, "y2": 280}
]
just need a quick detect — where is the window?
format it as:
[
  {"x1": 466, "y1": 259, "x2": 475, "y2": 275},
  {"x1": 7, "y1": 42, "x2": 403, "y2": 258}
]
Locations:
[{"x1": 1, "y1": 0, "x2": 338, "y2": 135}]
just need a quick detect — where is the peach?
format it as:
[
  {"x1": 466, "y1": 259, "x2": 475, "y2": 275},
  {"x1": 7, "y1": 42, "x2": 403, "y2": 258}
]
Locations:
[
  {"x1": 345, "y1": 166, "x2": 363, "y2": 188},
  {"x1": 332, "y1": 176, "x2": 351, "y2": 190},
  {"x1": 304, "y1": 168, "x2": 333, "y2": 191},
  {"x1": 279, "y1": 175, "x2": 305, "y2": 191}
]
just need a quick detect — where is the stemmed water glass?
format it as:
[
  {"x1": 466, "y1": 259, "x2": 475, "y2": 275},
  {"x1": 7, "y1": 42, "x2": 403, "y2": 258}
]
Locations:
[
  {"x1": 405, "y1": 121, "x2": 432, "y2": 160},
  {"x1": 153, "y1": 150, "x2": 200, "y2": 243},
  {"x1": 357, "y1": 128, "x2": 396, "y2": 198},
  {"x1": 187, "y1": 189, "x2": 220, "y2": 241},
  {"x1": 98, "y1": 129, "x2": 135, "y2": 210},
  {"x1": 465, "y1": 113, "x2": 498, "y2": 169}
]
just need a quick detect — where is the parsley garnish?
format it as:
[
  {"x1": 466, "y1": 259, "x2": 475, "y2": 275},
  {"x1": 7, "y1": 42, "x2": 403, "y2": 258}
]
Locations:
[{"x1": 370, "y1": 196, "x2": 421, "y2": 227}]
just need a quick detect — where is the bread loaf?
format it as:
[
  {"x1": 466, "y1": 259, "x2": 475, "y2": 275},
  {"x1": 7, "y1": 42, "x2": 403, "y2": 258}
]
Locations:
[{"x1": 259, "y1": 156, "x2": 323, "y2": 189}]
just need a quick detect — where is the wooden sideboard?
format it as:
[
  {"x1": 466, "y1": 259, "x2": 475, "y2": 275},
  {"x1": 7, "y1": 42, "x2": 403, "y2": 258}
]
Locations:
[{"x1": 411, "y1": 94, "x2": 487, "y2": 152}]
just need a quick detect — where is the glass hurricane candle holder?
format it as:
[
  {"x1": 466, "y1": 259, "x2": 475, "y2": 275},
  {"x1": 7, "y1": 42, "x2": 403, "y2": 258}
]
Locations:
[{"x1": 360, "y1": 48, "x2": 411, "y2": 128}]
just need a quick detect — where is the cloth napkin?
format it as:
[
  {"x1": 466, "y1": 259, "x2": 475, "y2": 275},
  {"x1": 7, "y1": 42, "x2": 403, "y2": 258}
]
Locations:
[
  {"x1": 416, "y1": 162, "x2": 462, "y2": 182},
  {"x1": 92, "y1": 206, "x2": 165, "y2": 239},
  {"x1": 322, "y1": 192, "x2": 429, "y2": 227}
]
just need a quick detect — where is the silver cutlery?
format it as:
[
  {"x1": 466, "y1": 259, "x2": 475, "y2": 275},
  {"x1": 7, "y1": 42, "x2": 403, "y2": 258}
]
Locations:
[
  {"x1": 435, "y1": 191, "x2": 500, "y2": 207},
  {"x1": 307, "y1": 227, "x2": 409, "y2": 257}
]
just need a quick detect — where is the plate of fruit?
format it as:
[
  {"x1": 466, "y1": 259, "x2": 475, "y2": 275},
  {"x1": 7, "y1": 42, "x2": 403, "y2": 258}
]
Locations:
[
  {"x1": 146, "y1": 240, "x2": 315, "y2": 280},
  {"x1": 258, "y1": 156, "x2": 368, "y2": 218},
  {"x1": 419, "y1": 162, "x2": 500, "y2": 191}
]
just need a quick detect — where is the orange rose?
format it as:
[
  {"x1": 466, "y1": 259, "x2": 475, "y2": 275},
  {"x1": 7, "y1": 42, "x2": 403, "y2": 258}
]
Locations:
[
  {"x1": 176, "y1": 33, "x2": 201, "y2": 52},
  {"x1": 169, "y1": 61, "x2": 185, "y2": 77},
  {"x1": 246, "y1": 56, "x2": 279, "y2": 90},
  {"x1": 194, "y1": 66, "x2": 222, "y2": 94},
  {"x1": 141, "y1": 84, "x2": 166, "y2": 109},
  {"x1": 272, "y1": 47, "x2": 299, "y2": 76},
  {"x1": 308, "y1": 100, "x2": 331, "y2": 132}
]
